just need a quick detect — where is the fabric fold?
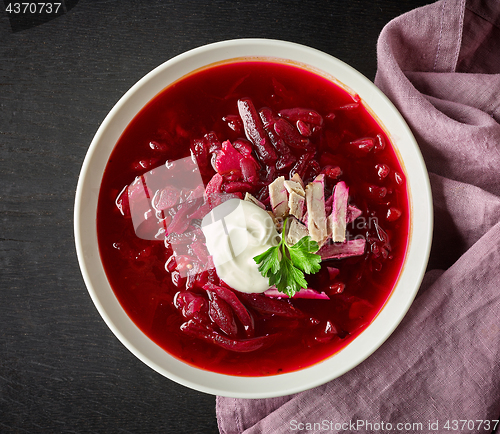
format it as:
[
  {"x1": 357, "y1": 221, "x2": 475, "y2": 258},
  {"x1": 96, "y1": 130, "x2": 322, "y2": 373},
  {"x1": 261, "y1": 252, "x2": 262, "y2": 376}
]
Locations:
[{"x1": 217, "y1": 1, "x2": 500, "y2": 432}]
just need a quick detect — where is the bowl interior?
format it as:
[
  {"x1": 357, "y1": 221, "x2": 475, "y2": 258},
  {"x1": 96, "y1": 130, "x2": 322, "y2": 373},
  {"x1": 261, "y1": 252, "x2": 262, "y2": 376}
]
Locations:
[{"x1": 74, "y1": 38, "x2": 432, "y2": 398}]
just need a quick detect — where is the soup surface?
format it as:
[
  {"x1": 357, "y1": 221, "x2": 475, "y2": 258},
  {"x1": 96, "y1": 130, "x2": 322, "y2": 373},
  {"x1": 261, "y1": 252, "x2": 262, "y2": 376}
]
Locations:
[{"x1": 97, "y1": 60, "x2": 409, "y2": 376}]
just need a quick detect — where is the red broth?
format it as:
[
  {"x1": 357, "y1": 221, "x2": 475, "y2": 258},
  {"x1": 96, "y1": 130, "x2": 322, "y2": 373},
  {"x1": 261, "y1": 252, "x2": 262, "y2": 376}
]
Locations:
[{"x1": 97, "y1": 61, "x2": 409, "y2": 376}]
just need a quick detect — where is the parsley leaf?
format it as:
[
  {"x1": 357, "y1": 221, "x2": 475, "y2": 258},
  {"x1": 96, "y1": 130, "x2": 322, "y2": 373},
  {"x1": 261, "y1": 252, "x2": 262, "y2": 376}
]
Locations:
[
  {"x1": 288, "y1": 237, "x2": 321, "y2": 274},
  {"x1": 254, "y1": 246, "x2": 280, "y2": 277},
  {"x1": 253, "y1": 218, "x2": 322, "y2": 297}
]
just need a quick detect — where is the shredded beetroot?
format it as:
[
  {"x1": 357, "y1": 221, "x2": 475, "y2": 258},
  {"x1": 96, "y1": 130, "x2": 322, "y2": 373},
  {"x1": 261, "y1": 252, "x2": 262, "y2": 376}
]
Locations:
[
  {"x1": 296, "y1": 120, "x2": 312, "y2": 137},
  {"x1": 348, "y1": 137, "x2": 375, "y2": 156},
  {"x1": 327, "y1": 266, "x2": 340, "y2": 280},
  {"x1": 259, "y1": 108, "x2": 296, "y2": 170},
  {"x1": 238, "y1": 293, "x2": 305, "y2": 318},
  {"x1": 180, "y1": 319, "x2": 275, "y2": 352},
  {"x1": 290, "y1": 152, "x2": 314, "y2": 180},
  {"x1": 367, "y1": 185, "x2": 388, "y2": 200},
  {"x1": 386, "y1": 207, "x2": 402, "y2": 222},
  {"x1": 237, "y1": 98, "x2": 277, "y2": 165},
  {"x1": 204, "y1": 283, "x2": 255, "y2": 337},
  {"x1": 239, "y1": 157, "x2": 258, "y2": 182},
  {"x1": 223, "y1": 114, "x2": 243, "y2": 134},
  {"x1": 205, "y1": 132, "x2": 221, "y2": 154},
  {"x1": 374, "y1": 133, "x2": 386, "y2": 152},
  {"x1": 152, "y1": 185, "x2": 180, "y2": 211},
  {"x1": 232, "y1": 138, "x2": 253, "y2": 157},
  {"x1": 204, "y1": 173, "x2": 223, "y2": 197},
  {"x1": 222, "y1": 181, "x2": 253, "y2": 193},
  {"x1": 329, "y1": 282, "x2": 345, "y2": 294},
  {"x1": 274, "y1": 118, "x2": 310, "y2": 150},
  {"x1": 258, "y1": 107, "x2": 275, "y2": 128},
  {"x1": 189, "y1": 239, "x2": 209, "y2": 265},
  {"x1": 174, "y1": 291, "x2": 209, "y2": 324},
  {"x1": 167, "y1": 198, "x2": 201, "y2": 235},
  {"x1": 304, "y1": 159, "x2": 321, "y2": 181},
  {"x1": 279, "y1": 107, "x2": 323, "y2": 126},
  {"x1": 166, "y1": 227, "x2": 200, "y2": 246},
  {"x1": 206, "y1": 290, "x2": 239, "y2": 337},
  {"x1": 186, "y1": 201, "x2": 211, "y2": 219},
  {"x1": 321, "y1": 165, "x2": 343, "y2": 181},
  {"x1": 215, "y1": 140, "x2": 244, "y2": 175},
  {"x1": 313, "y1": 320, "x2": 338, "y2": 343},
  {"x1": 375, "y1": 163, "x2": 391, "y2": 180},
  {"x1": 346, "y1": 205, "x2": 362, "y2": 223},
  {"x1": 190, "y1": 138, "x2": 209, "y2": 173}
]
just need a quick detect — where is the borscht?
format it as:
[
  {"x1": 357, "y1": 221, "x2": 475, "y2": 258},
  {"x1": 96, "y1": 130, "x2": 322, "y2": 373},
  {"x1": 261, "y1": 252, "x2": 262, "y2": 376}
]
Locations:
[{"x1": 96, "y1": 60, "x2": 409, "y2": 376}]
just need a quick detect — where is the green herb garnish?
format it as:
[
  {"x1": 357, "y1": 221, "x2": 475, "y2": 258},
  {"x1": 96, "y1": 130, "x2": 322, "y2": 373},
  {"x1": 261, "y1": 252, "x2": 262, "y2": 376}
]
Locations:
[{"x1": 253, "y1": 218, "x2": 322, "y2": 297}]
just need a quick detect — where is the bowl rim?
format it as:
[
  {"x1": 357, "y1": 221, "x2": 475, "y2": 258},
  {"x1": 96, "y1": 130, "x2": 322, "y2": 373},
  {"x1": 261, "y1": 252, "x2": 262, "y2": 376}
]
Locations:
[{"x1": 74, "y1": 38, "x2": 433, "y2": 398}]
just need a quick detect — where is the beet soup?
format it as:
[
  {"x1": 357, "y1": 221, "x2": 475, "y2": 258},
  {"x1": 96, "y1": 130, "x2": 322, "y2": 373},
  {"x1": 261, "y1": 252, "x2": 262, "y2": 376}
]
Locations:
[{"x1": 96, "y1": 60, "x2": 410, "y2": 376}]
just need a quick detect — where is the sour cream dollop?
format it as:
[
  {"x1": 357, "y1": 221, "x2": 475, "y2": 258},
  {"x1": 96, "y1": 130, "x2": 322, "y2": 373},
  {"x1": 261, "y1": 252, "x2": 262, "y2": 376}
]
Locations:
[{"x1": 201, "y1": 199, "x2": 279, "y2": 293}]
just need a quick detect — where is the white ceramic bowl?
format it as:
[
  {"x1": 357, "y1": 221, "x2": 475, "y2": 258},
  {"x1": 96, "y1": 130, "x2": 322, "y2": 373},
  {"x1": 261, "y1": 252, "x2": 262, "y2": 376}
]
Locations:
[{"x1": 74, "y1": 39, "x2": 432, "y2": 398}]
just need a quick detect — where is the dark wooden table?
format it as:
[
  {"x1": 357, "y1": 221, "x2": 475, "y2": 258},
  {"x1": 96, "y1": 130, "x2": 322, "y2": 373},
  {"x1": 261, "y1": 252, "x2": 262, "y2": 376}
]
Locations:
[{"x1": 1, "y1": 1, "x2": 434, "y2": 432}]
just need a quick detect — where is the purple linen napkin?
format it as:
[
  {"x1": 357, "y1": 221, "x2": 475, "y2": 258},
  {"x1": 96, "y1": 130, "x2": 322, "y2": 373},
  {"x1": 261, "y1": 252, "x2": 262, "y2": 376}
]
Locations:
[{"x1": 217, "y1": 0, "x2": 500, "y2": 432}]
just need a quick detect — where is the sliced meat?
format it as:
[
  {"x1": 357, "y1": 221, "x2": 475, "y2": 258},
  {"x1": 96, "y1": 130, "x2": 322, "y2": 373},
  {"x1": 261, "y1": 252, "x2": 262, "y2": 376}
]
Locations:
[
  {"x1": 268, "y1": 176, "x2": 289, "y2": 218},
  {"x1": 305, "y1": 174, "x2": 327, "y2": 244},
  {"x1": 285, "y1": 217, "x2": 309, "y2": 246}
]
